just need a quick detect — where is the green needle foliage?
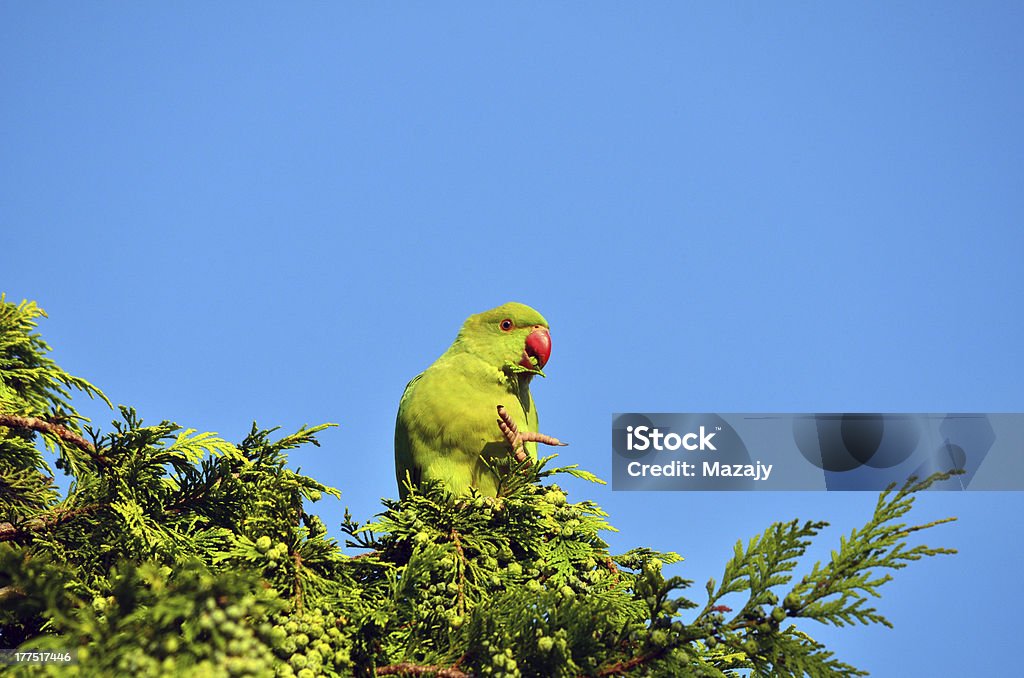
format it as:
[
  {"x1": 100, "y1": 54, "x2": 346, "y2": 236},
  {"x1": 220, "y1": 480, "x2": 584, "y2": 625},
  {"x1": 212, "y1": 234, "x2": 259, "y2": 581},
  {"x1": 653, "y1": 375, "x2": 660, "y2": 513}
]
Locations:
[{"x1": 0, "y1": 296, "x2": 957, "y2": 677}]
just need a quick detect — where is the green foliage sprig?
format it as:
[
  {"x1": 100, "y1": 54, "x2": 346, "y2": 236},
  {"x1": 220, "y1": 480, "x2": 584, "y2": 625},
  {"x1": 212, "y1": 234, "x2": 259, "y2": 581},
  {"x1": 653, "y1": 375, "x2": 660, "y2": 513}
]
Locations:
[{"x1": 0, "y1": 297, "x2": 957, "y2": 677}]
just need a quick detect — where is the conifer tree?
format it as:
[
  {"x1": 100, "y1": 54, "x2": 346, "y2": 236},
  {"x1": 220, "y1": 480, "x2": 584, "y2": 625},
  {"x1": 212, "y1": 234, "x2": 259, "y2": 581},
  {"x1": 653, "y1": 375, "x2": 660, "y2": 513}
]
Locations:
[{"x1": 0, "y1": 295, "x2": 956, "y2": 677}]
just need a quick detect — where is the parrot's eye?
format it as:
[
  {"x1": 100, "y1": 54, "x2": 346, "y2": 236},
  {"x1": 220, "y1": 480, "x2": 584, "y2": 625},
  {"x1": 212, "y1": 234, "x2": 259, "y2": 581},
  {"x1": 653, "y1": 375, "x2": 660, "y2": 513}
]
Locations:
[{"x1": 499, "y1": 319, "x2": 514, "y2": 332}]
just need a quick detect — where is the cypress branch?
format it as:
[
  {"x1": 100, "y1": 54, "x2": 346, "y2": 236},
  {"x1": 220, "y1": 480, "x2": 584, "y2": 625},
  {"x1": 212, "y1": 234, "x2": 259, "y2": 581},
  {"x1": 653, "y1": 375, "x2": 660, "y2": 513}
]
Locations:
[
  {"x1": 0, "y1": 296, "x2": 959, "y2": 676},
  {"x1": 376, "y1": 662, "x2": 469, "y2": 677},
  {"x1": 0, "y1": 413, "x2": 97, "y2": 454},
  {"x1": 0, "y1": 504, "x2": 105, "y2": 543}
]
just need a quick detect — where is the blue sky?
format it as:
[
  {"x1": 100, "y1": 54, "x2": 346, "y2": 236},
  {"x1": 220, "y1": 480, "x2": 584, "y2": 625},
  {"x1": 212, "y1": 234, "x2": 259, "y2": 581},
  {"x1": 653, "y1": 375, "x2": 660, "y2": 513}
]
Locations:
[{"x1": 3, "y1": 3, "x2": 1022, "y2": 674}]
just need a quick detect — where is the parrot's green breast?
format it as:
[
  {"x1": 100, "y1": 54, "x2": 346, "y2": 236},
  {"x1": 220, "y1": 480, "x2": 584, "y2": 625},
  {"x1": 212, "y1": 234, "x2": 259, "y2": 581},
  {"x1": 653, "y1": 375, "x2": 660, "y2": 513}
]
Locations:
[{"x1": 394, "y1": 302, "x2": 549, "y2": 498}]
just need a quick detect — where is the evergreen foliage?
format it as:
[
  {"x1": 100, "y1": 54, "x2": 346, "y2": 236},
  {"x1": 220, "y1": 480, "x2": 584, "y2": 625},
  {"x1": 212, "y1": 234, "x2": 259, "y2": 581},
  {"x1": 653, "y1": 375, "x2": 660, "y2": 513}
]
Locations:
[{"x1": 0, "y1": 296, "x2": 957, "y2": 676}]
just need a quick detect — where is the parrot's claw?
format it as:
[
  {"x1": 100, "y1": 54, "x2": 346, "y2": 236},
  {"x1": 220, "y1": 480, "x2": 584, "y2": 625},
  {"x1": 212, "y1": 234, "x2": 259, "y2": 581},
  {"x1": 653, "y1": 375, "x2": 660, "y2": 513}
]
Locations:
[{"x1": 504, "y1": 361, "x2": 546, "y2": 378}]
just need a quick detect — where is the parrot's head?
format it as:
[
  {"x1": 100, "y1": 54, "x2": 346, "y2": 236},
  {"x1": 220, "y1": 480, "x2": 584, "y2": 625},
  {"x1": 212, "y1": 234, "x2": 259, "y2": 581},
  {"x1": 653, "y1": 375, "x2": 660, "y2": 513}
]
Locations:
[{"x1": 455, "y1": 302, "x2": 551, "y2": 376}]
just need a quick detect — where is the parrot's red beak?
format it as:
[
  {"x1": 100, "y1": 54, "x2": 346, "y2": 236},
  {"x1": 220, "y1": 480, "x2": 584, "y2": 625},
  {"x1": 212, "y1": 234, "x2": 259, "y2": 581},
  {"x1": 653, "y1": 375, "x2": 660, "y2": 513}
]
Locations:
[{"x1": 520, "y1": 326, "x2": 551, "y2": 370}]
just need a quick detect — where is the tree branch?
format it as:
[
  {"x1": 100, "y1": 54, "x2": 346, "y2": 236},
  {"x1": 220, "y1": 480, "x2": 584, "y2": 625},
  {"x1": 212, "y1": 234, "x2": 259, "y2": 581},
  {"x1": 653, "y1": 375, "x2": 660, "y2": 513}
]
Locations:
[
  {"x1": 349, "y1": 549, "x2": 380, "y2": 560},
  {"x1": 0, "y1": 504, "x2": 104, "y2": 542},
  {"x1": 0, "y1": 413, "x2": 96, "y2": 453},
  {"x1": 0, "y1": 412, "x2": 112, "y2": 471},
  {"x1": 450, "y1": 528, "x2": 467, "y2": 615},
  {"x1": 0, "y1": 585, "x2": 27, "y2": 604},
  {"x1": 604, "y1": 555, "x2": 620, "y2": 586},
  {"x1": 594, "y1": 647, "x2": 670, "y2": 676},
  {"x1": 376, "y1": 663, "x2": 469, "y2": 677}
]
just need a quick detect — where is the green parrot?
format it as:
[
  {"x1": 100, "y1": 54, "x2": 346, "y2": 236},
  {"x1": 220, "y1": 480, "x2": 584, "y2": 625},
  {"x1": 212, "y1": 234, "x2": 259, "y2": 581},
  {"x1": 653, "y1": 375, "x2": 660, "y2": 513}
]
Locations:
[{"x1": 394, "y1": 302, "x2": 552, "y2": 499}]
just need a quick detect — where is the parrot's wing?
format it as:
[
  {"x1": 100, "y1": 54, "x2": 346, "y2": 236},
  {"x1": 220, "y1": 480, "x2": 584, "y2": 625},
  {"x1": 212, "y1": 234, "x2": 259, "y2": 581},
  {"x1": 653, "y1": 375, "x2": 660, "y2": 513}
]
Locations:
[
  {"x1": 394, "y1": 373, "x2": 425, "y2": 499},
  {"x1": 397, "y1": 372, "x2": 424, "y2": 409}
]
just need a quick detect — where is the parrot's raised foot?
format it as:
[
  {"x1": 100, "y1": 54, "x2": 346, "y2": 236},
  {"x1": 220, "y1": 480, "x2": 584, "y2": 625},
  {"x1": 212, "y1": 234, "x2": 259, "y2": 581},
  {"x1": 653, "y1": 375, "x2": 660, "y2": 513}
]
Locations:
[{"x1": 496, "y1": 405, "x2": 569, "y2": 466}]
